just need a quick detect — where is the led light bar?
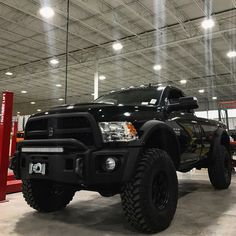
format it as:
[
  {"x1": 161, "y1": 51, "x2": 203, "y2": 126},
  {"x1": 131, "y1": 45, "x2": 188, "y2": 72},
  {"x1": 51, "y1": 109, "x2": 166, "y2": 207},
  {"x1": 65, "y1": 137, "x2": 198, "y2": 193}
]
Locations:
[{"x1": 21, "y1": 147, "x2": 64, "y2": 153}]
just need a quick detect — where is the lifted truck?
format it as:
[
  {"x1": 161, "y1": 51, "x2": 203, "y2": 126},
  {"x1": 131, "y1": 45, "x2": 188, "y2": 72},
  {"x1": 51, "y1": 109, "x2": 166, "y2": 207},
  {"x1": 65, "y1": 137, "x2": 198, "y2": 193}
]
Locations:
[{"x1": 11, "y1": 85, "x2": 232, "y2": 233}]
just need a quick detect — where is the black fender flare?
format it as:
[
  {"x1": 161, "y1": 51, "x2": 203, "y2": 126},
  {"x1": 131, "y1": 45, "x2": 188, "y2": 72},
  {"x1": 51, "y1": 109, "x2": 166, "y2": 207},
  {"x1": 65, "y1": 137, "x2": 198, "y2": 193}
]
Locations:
[
  {"x1": 137, "y1": 120, "x2": 181, "y2": 168},
  {"x1": 209, "y1": 127, "x2": 231, "y2": 163}
]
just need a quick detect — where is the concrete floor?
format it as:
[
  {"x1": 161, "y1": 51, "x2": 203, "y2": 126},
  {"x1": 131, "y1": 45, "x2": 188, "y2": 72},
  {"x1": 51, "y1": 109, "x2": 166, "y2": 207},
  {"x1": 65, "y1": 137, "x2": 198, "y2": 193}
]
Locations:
[{"x1": 1, "y1": 171, "x2": 236, "y2": 236}]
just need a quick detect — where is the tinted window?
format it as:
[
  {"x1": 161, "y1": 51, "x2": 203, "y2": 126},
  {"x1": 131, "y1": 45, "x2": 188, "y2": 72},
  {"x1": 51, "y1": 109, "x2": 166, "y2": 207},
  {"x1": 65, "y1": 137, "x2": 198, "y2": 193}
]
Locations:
[{"x1": 94, "y1": 88, "x2": 164, "y2": 105}]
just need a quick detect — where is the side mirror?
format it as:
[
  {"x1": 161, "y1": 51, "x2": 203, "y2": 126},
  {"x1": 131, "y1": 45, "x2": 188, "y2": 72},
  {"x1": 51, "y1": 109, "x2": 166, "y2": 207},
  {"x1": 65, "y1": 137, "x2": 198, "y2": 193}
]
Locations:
[{"x1": 166, "y1": 97, "x2": 199, "y2": 112}]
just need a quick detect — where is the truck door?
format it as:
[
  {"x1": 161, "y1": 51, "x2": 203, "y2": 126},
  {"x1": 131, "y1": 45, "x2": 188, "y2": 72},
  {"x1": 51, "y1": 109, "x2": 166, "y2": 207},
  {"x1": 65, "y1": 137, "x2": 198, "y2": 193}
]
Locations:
[
  {"x1": 176, "y1": 114, "x2": 202, "y2": 163},
  {"x1": 163, "y1": 87, "x2": 202, "y2": 165},
  {"x1": 167, "y1": 112, "x2": 202, "y2": 164}
]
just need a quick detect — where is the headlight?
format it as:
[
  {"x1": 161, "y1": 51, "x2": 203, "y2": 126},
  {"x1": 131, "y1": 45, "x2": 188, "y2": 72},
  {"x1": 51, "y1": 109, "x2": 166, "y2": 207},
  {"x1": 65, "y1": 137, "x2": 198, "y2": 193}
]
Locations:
[{"x1": 99, "y1": 122, "x2": 138, "y2": 142}]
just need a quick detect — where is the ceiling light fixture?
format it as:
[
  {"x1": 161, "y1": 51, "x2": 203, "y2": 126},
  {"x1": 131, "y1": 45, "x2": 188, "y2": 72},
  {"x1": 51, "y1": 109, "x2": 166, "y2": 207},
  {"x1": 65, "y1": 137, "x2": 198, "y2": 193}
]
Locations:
[
  {"x1": 37, "y1": 109, "x2": 42, "y2": 112},
  {"x1": 153, "y1": 64, "x2": 162, "y2": 71},
  {"x1": 227, "y1": 50, "x2": 236, "y2": 58},
  {"x1": 56, "y1": 84, "x2": 62, "y2": 87},
  {"x1": 180, "y1": 79, "x2": 187, "y2": 84},
  {"x1": 30, "y1": 101, "x2": 35, "y2": 105},
  {"x1": 112, "y1": 42, "x2": 123, "y2": 51},
  {"x1": 58, "y1": 98, "x2": 64, "y2": 101},
  {"x1": 99, "y1": 75, "x2": 106, "y2": 80},
  {"x1": 201, "y1": 18, "x2": 215, "y2": 29},
  {"x1": 212, "y1": 96, "x2": 217, "y2": 100},
  {"x1": 198, "y1": 89, "x2": 205, "y2": 93},
  {"x1": 5, "y1": 71, "x2": 13, "y2": 76},
  {"x1": 39, "y1": 6, "x2": 55, "y2": 18},
  {"x1": 21, "y1": 90, "x2": 27, "y2": 94},
  {"x1": 50, "y1": 58, "x2": 59, "y2": 65}
]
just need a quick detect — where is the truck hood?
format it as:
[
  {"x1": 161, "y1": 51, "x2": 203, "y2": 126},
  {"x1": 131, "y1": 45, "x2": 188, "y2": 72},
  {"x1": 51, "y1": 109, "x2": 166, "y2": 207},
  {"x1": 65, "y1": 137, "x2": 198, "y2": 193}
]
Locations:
[{"x1": 30, "y1": 102, "x2": 163, "y2": 123}]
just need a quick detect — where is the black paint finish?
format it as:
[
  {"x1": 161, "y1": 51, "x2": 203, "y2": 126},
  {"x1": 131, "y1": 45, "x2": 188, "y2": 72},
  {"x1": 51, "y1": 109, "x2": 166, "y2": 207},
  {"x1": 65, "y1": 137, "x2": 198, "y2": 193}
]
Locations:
[{"x1": 14, "y1": 85, "x2": 227, "y2": 185}]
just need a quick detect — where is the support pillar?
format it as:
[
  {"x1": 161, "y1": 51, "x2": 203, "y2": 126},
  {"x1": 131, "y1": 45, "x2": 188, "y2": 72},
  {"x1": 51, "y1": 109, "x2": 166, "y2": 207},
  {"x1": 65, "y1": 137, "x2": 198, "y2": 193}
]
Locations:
[
  {"x1": 0, "y1": 92, "x2": 13, "y2": 201},
  {"x1": 94, "y1": 61, "x2": 99, "y2": 100}
]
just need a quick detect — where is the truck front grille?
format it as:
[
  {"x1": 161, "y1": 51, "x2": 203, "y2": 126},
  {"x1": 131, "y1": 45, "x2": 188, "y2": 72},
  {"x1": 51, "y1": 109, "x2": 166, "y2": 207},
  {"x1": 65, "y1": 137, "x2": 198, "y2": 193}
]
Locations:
[
  {"x1": 57, "y1": 117, "x2": 90, "y2": 129},
  {"x1": 25, "y1": 113, "x2": 96, "y2": 146},
  {"x1": 28, "y1": 119, "x2": 48, "y2": 130}
]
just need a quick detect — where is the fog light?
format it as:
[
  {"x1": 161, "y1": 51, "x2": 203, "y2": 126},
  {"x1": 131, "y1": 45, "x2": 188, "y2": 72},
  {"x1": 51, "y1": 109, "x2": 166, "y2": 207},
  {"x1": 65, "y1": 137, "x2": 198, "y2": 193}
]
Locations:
[{"x1": 105, "y1": 157, "x2": 116, "y2": 171}]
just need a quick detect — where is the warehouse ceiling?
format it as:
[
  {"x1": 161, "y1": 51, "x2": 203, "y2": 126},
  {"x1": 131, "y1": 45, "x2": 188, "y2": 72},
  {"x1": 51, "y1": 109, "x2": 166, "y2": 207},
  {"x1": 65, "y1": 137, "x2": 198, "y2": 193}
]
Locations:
[{"x1": 0, "y1": 0, "x2": 236, "y2": 114}]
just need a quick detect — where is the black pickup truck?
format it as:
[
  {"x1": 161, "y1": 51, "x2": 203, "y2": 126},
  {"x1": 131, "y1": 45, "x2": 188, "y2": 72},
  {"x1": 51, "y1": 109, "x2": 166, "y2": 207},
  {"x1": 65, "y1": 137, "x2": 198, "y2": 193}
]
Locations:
[{"x1": 11, "y1": 85, "x2": 232, "y2": 233}]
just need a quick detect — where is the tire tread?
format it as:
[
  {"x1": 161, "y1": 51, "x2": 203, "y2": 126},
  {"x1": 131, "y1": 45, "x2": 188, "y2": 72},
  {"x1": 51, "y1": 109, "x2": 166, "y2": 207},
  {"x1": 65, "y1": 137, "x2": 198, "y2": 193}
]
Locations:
[
  {"x1": 121, "y1": 148, "x2": 178, "y2": 233},
  {"x1": 22, "y1": 179, "x2": 75, "y2": 212}
]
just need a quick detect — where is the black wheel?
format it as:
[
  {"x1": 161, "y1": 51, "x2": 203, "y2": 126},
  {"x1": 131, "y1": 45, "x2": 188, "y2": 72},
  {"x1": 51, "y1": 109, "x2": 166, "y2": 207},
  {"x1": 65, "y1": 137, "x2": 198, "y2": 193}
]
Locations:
[
  {"x1": 121, "y1": 148, "x2": 178, "y2": 234},
  {"x1": 22, "y1": 179, "x2": 76, "y2": 212},
  {"x1": 208, "y1": 145, "x2": 232, "y2": 190}
]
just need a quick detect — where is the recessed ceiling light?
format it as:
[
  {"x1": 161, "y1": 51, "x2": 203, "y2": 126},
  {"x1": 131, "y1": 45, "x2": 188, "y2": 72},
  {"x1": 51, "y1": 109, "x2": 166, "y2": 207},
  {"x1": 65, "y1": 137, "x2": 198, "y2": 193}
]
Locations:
[
  {"x1": 17, "y1": 111, "x2": 20, "y2": 114},
  {"x1": 37, "y1": 109, "x2": 42, "y2": 112},
  {"x1": 227, "y1": 50, "x2": 236, "y2": 58},
  {"x1": 198, "y1": 89, "x2": 205, "y2": 93},
  {"x1": 201, "y1": 18, "x2": 215, "y2": 29},
  {"x1": 180, "y1": 79, "x2": 187, "y2": 84},
  {"x1": 112, "y1": 42, "x2": 123, "y2": 51},
  {"x1": 153, "y1": 64, "x2": 162, "y2": 71},
  {"x1": 50, "y1": 58, "x2": 59, "y2": 65},
  {"x1": 99, "y1": 75, "x2": 106, "y2": 80},
  {"x1": 58, "y1": 98, "x2": 64, "y2": 101},
  {"x1": 56, "y1": 84, "x2": 62, "y2": 87},
  {"x1": 39, "y1": 6, "x2": 55, "y2": 18},
  {"x1": 212, "y1": 96, "x2": 217, "y2": 100},
  {"x1": 21, "y1": 90, "x2": 27, "y2": 94},
  {"x1": 30, "y1": 101, "x2": 35, "y2": 105},
  {"x1": 5, "y1": 71, "x2": 13, "y2": 76}
]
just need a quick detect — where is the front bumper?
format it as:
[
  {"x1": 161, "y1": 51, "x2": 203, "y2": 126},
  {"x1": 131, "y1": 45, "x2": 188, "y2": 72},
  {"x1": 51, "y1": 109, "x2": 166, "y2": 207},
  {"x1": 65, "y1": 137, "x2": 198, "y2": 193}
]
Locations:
[{"x1": 11, "y1": 138, "x2": 141, "y2": 186}]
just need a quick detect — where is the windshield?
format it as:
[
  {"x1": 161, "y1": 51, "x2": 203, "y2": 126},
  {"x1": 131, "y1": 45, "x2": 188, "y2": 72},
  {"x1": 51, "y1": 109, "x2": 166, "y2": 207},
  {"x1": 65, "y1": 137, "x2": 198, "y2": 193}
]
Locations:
[{"x1": 94, "y1": 87, "x2": 164, "y2": 106}]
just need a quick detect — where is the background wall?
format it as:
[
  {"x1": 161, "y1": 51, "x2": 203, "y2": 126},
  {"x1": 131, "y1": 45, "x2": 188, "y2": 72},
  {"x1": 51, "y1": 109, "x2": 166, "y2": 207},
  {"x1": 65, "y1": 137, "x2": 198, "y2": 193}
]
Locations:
[{"x1": 195, "y1": 109, "x2": 236, "y2": 130}]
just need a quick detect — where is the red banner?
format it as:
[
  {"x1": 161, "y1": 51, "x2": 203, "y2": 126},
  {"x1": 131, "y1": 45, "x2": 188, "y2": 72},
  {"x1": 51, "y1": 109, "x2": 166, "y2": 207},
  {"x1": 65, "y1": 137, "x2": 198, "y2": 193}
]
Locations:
[{"x1": 219, "y1": 100, "x2": 236, "y2": 109}]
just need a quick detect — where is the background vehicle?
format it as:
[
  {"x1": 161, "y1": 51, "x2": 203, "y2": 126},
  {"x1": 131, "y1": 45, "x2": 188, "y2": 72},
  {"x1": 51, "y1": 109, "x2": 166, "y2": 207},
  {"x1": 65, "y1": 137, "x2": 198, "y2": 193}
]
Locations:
[
  {"x1": 16, "y1": 131, "x2": 24, "y2": 143},
  {"x1": 11, "y1": 85, "x2": 232, "y2": 233}
]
